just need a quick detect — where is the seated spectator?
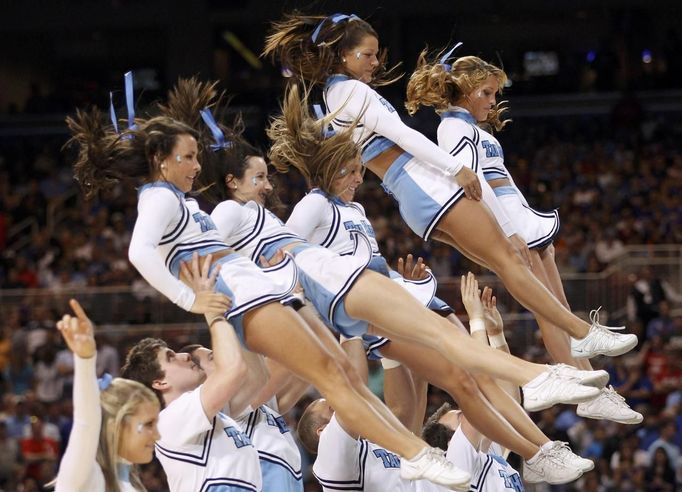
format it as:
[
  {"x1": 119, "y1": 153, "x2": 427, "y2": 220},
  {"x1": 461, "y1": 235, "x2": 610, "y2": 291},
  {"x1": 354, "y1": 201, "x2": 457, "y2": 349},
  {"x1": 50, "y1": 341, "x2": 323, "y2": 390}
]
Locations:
[
  {"x1": 645, "y1": 447, "x2": 676, "y2": 491},
  {"x1": 20, "y1": 416, "x2": 58, "y2": 483},
  {"x1": 0, "y1": 420, "x2": 23, "y2": 490},
  {"x1": 648, "y1": 419, "x2": 681, "y2": 467}
]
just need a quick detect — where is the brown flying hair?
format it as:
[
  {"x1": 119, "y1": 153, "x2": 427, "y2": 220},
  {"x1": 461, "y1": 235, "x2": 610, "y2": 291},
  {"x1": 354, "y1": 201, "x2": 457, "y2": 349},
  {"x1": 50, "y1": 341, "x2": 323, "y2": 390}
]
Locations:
[{"x1": 263, "y1": 11, "x2": 401, "y2": 88}]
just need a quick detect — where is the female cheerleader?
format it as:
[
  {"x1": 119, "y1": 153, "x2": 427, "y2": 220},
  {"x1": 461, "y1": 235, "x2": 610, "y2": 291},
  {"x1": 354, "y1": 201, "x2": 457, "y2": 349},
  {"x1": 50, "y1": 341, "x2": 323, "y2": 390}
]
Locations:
[
  {"x1": 405, "y1": 51, "x2": 642, "y2": 425},
  {"x1": 54, "y1": 299, "x2": 160, "y2": 491},
  {"x1": 262, "y1": 13, "x2": 637, "y2": 360},
  {"x1": 66, "y1": 106, "x2": 471, "y2": 490},
  {"x1": 159, "y1": 78, "x2": 607, "y2": 484}
]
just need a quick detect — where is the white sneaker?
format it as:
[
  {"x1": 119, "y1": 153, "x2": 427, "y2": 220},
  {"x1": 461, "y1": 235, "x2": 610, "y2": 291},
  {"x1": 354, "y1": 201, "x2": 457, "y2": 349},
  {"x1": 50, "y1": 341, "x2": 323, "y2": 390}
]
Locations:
[
  {"x1": 545, "y1": 441, "x2": 595, "y2": 472},
  {"x1": 570, "y1": 309, "x2": 638, "y2": 358},
  {"x1": 400, "y1": 447, "x2": 470, "y2": 491},
  {"x1": 523, "y1": 445, "x2": 584, "y2": 484},
  {"x1": 577, "y1": 385, "x2": 644, "y2": 424},
  {"x1": 553, "y1": 363, "x2": 609, "y2": 388},
  {"x1": 523, "y1": 366, "x2": 601, "y2": 412}
]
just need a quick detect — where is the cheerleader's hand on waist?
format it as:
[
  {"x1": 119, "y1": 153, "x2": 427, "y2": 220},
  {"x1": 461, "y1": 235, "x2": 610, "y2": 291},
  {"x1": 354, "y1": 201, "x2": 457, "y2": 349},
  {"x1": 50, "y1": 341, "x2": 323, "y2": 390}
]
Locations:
[
  {"x1": 455, "y1": 166, "x2": 482, "y2": 201},
  {"x1": 180, "y1": 252, "x2": 232, "y2": 314}
]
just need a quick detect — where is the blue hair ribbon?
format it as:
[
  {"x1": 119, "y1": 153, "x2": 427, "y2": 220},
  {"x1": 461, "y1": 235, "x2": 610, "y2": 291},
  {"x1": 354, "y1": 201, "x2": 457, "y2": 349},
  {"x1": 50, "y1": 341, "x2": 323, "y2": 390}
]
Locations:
[
  {"x1": 97, "y1": 373, "x2": 113, "y2": 391},
  {"x1": 311, "y1": 13, "x2": 359, "y2": 44},
  {"x1": 439, "y1": 42, "x2": 464, "y2": 71},
  {"x1": 312, "y1": 104, "x2": 336, "y2": 138},
  {"x1": 200, "y1": 108, "x2": 232, "y2": 151},
  {"x1": 109, "y1": 71, "x2": 138, "y2": 134},
  {"x1": 109, "y1": 92, "x2": 119, "y2": 134},
  {"x1": 124, "y1": 71, "x2": 137, "y2": 130}
]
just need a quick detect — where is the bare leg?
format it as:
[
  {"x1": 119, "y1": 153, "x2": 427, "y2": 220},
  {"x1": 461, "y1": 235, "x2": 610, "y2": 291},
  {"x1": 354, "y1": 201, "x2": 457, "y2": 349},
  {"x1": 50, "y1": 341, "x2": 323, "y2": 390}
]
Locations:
[
  {"x1": 243, "y1": 303, "x2": 426, "y2": 458},
  {"x1": 381, "y1": 340, "x2": 539, "y2": 460},
  {"x1": 296, "y1": 304, "x2": 425, "y2": 437},
  {"x1": 435, "y1": 200, "x2": 591, "y2": 338},
  {"x1": 345, "y1": 271, "x2": 549, "y2": 385},
  {"x1": 540, "y1": 245, "x2": 594, "y2": 371},
  {"x1": 472, "y1": 373, "x2": 550, "y2": 447},
  {"x1": 529, "y1": 248, "x2": 583, "y2": 365}
]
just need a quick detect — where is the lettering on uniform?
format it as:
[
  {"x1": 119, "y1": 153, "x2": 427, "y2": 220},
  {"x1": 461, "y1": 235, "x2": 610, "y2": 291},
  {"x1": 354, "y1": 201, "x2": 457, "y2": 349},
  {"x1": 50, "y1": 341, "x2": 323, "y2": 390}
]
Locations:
[
  {"x1": 262, "y1": 407, "x2": 291, "y2": 434},
  {"x1": 192, "y1": 212, "x2": 217, "y2": 233},
  {"x1": 491, "y1": 455, "x2": 524, "y2": 491},
  {"x1": 223, "y1": 426, "x2": 252, "y2": 448},
  {"x1": 343, "y1": 220, "x2": 376, "y2": 238},
  {"x1": 498, "y1": 469, "x2": 524, "y2": 491},
  {"x1": 372, "y1": 449, "x2": 401, "y2": 469},
  {"x1": 377, "y1": 96, "x2": 396, "y2": 113},
  {"x1": 481, "y1": 140, "x2": 503, "y2": 159}
]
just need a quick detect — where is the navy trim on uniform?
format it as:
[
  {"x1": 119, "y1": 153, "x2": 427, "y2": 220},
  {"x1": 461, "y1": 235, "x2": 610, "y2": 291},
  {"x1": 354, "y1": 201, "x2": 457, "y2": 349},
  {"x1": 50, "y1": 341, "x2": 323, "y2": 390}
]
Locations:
[
  {"x1": 526, "y1": 207, "x2": 560, "y2": 250},
  {"x1": 423, "y1": 189, "x2": 466, "y2": 241},
  {"x1": 229, "y1": 205, "x2": 265, "y2": 251},
  {"x1": 250, "y1": 233, "x2": 302, "y2": 262},
  {"x1": 321, "y1": 203, "x2": 341, "y2": 248},
  {"x1": 470, "y1": 455, "x2": 494, "y2": 491},
  {"x1": 314, "y1": 439, "x2": 368, "y2": 490},
  {"x1": 160, "y1": 203, "x2": 190, "y2": 245},
  {"x1": 165, "y1": 240, "x2": 229, "y2": 269},
  {"x1": 483, "y1": 166, "x2": 509, "y2": 180},
  {"x1": 328, "y1": 232, "x2": 371, "y2": 327},
  {"x1": 447, "y1": 136, "x2": 478, "y2": 173},
  {"x1": 200, "y1": 477, "x2": 258, "y2": 492},
  {"x1": 155, "y1": 419, "x2": 215, "y2": 466},
  {"x1": 259, "y1": 451, "x2": 303, "y2": 480},
  {"x1": 243, "y1": 410, "x2": 258, "y2": 439},
  {"x1": 227, "y1": 255, "x2": 298, "y2": 319}
]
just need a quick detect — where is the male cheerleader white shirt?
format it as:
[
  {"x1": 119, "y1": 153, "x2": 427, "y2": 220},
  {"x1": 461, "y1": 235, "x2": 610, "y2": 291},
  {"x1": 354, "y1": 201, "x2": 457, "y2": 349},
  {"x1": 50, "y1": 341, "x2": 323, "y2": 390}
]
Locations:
[{"x1": 155, "y1": 385, "x2": 262, "y2": 492}]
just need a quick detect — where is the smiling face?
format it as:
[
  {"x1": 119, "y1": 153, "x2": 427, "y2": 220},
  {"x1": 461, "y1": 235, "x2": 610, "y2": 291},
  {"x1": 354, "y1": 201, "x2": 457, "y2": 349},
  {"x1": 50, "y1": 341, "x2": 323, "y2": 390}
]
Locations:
[
  {"x1": 159, "y1": 133, "x2": 201, "y2": 193},
  {"x1": 118, "y1": 400, "x2": 161, "y2": 464},
  {"x1": 341, "y1": 35, "x2": 380, "y2": 83},
  {"x1": 330, "y1": 158, "x2": 364, "y2": 203},
  {"x1": 229, "y1": 156, "x2": 273, "y2": 205},
  {"x1": 459, "y1": 75, "x2": 500, "y2": 123}
]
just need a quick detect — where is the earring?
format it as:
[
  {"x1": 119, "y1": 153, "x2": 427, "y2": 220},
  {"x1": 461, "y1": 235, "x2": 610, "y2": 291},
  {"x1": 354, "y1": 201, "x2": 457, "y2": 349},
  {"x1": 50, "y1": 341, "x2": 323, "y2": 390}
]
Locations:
[
  {"x1": 161, "y1": 164, "x2": 167, "y2": 169},
  {"x1": 342, "y1": 57, "x2": 347, "y2": 63}
]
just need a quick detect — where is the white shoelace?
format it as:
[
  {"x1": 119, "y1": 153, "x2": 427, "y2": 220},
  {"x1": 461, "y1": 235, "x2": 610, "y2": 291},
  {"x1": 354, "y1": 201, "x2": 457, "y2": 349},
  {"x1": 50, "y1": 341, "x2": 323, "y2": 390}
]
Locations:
[
  {"x1": 590, "y1": 306, "x2": 625, "y2": 331},
  {"x1": 600, "y1": 385, "x2": 631, "y2": 408}
]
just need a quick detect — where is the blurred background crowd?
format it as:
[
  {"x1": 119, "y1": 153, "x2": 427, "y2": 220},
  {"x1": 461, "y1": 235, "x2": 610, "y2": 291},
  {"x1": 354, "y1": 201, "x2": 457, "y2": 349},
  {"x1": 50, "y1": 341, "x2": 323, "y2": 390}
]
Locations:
[{"x1": 0, "y1": 0, "x2": 681, "y2": 490}]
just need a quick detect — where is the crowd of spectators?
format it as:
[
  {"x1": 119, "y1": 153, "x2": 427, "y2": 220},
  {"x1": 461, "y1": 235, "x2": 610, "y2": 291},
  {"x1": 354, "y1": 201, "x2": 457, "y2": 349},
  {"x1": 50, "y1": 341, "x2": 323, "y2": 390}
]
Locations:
[{"x1": 0, "y1": 100, "x2": 680, "y2": 490}]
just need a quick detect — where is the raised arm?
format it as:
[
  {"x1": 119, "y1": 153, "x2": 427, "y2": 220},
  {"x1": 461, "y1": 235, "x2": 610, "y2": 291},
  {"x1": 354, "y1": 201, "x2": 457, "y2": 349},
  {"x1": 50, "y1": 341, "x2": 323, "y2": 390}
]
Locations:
[
  {"x1": 480, "y1": 286, "x2": 520, "y2": 403},
  {"x1": 55, "y1": 299, "x2": 100, "y2": 491},
  {"x1": 180, "y1": 253, "x2": 246, "y2": 420}
]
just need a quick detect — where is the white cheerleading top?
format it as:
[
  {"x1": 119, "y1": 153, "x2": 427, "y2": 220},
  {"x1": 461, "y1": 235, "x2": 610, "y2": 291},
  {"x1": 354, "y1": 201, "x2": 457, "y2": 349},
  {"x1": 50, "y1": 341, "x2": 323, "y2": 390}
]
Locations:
[
  {"x1": 128, "y1": 182, "x2": 230, "y2": 311},
  {"x1": 211, "y1": 200, "x2": 303, "y2": 262},
  {"x1": 323, "y1": 74, "x2": 466, "y2": 175},
  {"x1": 286, "y1": 189, "x2": 381, "y2": 257},
  {"x1": 155, "y1": 386, "x2": 262, "y2": 492}
]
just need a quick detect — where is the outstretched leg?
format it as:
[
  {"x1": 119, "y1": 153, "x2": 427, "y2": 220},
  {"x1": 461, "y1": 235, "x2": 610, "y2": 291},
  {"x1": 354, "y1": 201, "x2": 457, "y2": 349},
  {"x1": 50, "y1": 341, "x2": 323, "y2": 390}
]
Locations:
[
  {"x1": 435, "y1": 200, "x2": 592, "y2": 338},
  {"x1": 381, "y1": 340, "x2": 540, "y2": 459},
  {"x1": 243, "y1": 303, "x2": 425, "y2": 459}
]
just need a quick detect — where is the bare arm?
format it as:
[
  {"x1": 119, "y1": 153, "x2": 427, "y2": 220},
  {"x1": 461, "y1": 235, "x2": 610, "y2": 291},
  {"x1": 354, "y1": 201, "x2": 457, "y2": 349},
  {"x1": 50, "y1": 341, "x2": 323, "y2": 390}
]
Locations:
[
  {"x1": 228, "y1": 348, "x2": 269, "y2": 417},
  {"x1": 181, "y1": 254, "x2": 246, "y2": 420},
  {"x1": 383, "y1": 361, "x2": 417, "y2": 431}
]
